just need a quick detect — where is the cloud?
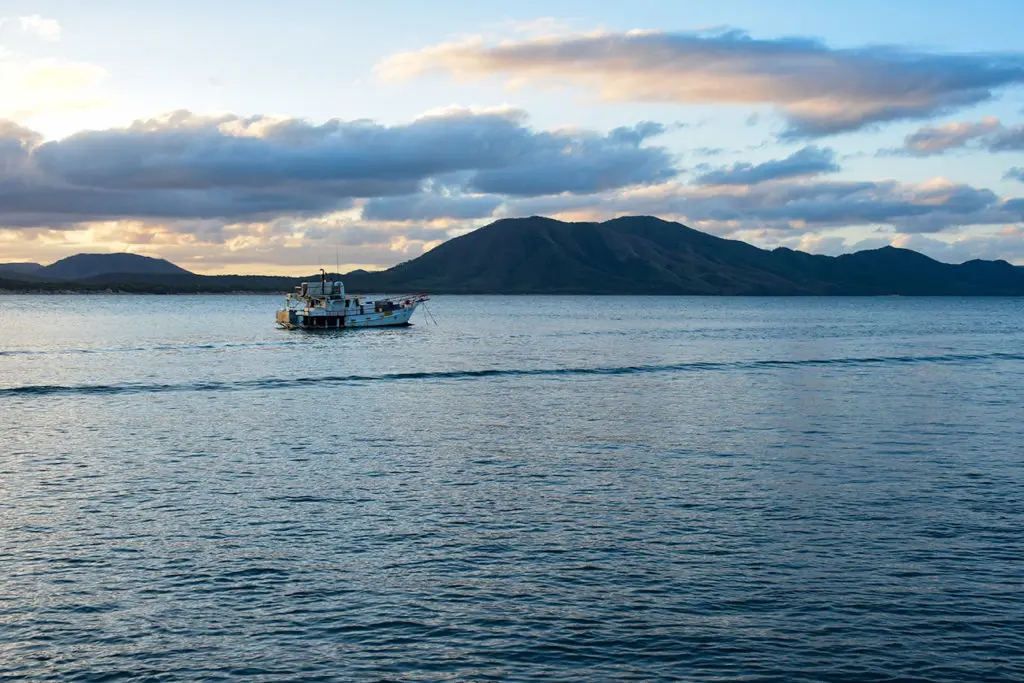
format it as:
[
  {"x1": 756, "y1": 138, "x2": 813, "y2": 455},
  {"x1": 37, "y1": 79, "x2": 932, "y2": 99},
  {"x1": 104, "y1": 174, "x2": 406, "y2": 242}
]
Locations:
[
  {"x1": 0, "y1": 214, "x2": 464, "y2": 274},
  {"x1": 988, "y1": 124, "x2": 1024, "y2": 151},
  {"x1": 378, "y1": 28, "x2": 1024, "y2": 137},
  {"x1": 0, "y1": 110, "x2": 676, "y2": 227},
  {"x1": 762, "y1": 226, "x2": 1024, "y2": 265},
  {"x1": 888, "y1": 229, "x2": 1024, "y2": 264},
  {"x1": 0, "y1": 15, "x2": 61, "y2": 41},
  {"x1": 1005, "y1": 198, "x2": 1024, "y2": 216},
  {"x1": 0, "y1": 42, "x2": 109, "y2": 123},
  {"x1": 363, "y1": 192, "x2": 503, "y2": 221},
  {"x1": 894, "y1": 117, "x2": 1003, "y2": 156},
  {"x1": 694, "y1": 145, "x2": 839, "y2": 185},
  {"x1": 889, "y1": 117, "x2": 1024, "y2": 156},
  {"x1": 1007, "y1": 167, "x2": 1024, "y2": 182},
  {"x1": 0, "y1": 119, "x2": 43, "y2": 171},
  {"x1": 18, "y1": 15, "x2": 61, "y2": 41},
  {"x1": 0, "y1": 16, "x2": 101, "y2": 123},
  {"x1": 469, "y1": 121, "x2": 676, "y2": 195},
  {"x1": 506, "y1": 177, "x2": 1019, "y2": 235}
]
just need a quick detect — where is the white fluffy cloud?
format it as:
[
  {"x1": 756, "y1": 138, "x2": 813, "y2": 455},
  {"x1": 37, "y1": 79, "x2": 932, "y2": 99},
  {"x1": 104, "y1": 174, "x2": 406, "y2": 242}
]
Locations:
[
  {"x1": 0, "y1": 15, "x2": 61, "y2": 41},
  {"x1": 18, "y1": 15, "x2": 61, "y2": 41},
  {"x1": 0, "y1": 16, "x2": 109, "y2": 125}
]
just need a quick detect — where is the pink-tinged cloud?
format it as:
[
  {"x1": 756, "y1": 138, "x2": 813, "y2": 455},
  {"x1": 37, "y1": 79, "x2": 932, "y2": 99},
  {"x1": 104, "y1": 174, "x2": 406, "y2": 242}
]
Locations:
[
  {"x1": 888, "y1": 117, "x2": 1024, "y2": 156},
  {"x1": 379, "y1": 28, "x2": 1024, "y2": 137},
  {"x1": 897, "y1": 117, "x2": 1003, "y2": 156}
]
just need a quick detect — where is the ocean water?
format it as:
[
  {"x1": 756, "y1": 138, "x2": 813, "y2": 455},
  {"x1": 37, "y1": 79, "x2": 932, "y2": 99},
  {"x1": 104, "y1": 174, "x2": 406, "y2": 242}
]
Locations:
[{"x1": 1, "y1": 295, "x2": 1022, "y2": 682}]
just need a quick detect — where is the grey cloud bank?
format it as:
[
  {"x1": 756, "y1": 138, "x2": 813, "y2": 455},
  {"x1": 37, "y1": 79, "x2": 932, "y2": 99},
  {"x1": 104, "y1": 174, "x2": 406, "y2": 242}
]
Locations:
[
  {"x1": 509, "y1": 178, "x2": 1019, "y2": 235},
  {"x1": 3, "y1": 102, "x2": 1023, "y2": 268},
  {"x1": 0, "y1": 110, "x2": 675, "y2": 227},
  {"x1": 694, "y1": 146, "x2": 839, "y2": 185},
  {"x1": 362, "y1": 193, "x2": 504, "y2": 221}
]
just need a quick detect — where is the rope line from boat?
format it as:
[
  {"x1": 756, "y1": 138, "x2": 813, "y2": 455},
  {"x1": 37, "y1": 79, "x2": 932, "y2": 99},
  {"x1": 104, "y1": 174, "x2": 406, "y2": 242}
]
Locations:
[{"x1": 421, "y1": 301, "x2": 438, "y2": 325}]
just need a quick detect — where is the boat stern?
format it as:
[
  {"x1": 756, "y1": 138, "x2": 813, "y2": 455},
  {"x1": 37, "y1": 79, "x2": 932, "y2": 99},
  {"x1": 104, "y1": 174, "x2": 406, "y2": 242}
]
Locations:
[{"x1": 276, "y1": 309, "x2": 298, "y2": 328}]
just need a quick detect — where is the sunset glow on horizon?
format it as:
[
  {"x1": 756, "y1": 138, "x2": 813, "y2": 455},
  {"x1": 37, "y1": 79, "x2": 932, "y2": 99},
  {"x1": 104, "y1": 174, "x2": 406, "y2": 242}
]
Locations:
[{"x1": 2, "y1": 1, "x2": 1024, "y2": 274}]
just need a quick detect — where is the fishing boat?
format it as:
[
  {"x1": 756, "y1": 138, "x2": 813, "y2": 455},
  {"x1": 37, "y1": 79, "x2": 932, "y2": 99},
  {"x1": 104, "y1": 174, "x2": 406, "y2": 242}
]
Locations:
[{"x1": 276, "y1": 270, "x2": 428, "y2": 329}]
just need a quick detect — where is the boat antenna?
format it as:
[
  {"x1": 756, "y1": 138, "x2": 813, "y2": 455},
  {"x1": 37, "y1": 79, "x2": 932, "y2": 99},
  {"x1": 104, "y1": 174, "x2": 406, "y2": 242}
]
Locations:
[{"x1": 335, "y1": 245, "x2": 341, "y2": 280}]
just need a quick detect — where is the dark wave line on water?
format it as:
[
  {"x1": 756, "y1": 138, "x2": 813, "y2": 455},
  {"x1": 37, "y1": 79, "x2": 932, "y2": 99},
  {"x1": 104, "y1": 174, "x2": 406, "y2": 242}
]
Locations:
[
  {"x1": 0, "y1": 340, "x2": 311, "y2": 357},
  {"x1": 2, "y1": 352, "x2": 1022, "y2": 399}
]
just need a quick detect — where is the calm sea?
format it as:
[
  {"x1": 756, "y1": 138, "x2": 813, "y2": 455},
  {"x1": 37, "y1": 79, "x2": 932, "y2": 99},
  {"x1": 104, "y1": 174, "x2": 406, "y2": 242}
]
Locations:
[{"x1": 1, "y1": 295, "x2": 1022, "y2": 682}]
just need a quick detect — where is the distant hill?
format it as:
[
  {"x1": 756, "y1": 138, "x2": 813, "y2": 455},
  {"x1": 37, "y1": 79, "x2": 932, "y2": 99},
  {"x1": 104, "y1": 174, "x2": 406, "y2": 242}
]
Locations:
[
  {"x1": 40, "y1": 253, "x2": 194, "y2": 280},
  {"x1": 347, "y1": 216, "x2": 1024, "y2": 295},
  {"x1": 0, "y1": 263, "x2": 44, "y2": 278},
  {"x1": 2, "y1": 217, "x2": 1023, "y2": 295}
]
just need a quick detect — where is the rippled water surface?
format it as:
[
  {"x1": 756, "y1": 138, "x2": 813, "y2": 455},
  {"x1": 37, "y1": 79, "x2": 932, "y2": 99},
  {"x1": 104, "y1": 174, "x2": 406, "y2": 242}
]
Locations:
[{"x1": 2, "y1": 295, "x2": 1023, "y2": 681}]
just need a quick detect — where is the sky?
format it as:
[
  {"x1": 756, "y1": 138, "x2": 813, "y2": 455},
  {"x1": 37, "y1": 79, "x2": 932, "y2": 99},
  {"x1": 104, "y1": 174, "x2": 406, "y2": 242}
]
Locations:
[{"x1": 1, "y1": 0, "x2": 1024, "y2": 274}]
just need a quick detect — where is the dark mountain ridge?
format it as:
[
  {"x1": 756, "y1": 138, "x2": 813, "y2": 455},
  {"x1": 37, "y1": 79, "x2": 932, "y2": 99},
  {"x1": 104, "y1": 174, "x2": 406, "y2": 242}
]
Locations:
[
  {"x1": 2, "y1": 217, "x2": 1022, "y2": 295},
  {"x1": 346, "y1": 216, "x2": 1024, "y2": 295},
  {"x1": 0, "y1": 262, "x2": 45, "y2": 279},
  {"x1": 40, "y1": 253, "x2": 192, "y2": 280}
]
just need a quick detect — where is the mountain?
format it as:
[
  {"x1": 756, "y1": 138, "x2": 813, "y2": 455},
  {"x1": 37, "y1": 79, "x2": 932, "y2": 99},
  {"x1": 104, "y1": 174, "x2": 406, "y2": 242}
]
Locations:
[
  {"x1": 2, "y1": 217, "x2": 1023, "y2": 295},
  {"x1": 0, "y1": 263, "x2": 44, "y2": 278},
  {"x1": 40, "y1": 253, "x2": 194, "y2": 280},
  {"x1": 347, "y1": 216, "x2": 1024, "y2": 295}
]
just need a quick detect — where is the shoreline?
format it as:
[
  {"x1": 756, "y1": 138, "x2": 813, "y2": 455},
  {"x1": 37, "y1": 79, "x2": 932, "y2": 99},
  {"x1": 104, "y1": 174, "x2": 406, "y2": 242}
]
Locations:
[{"x1": 3, "y1": 290, "x2": 1023, "y2": 297}]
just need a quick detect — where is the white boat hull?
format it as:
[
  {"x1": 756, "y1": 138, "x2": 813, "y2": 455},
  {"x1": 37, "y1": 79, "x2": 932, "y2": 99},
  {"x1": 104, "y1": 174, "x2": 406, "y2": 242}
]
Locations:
[
  {"x1": 345, "y1": 304, "x2": 417, "y2": 327},
  {"x1": 277, "y1": 302, "x2": 420, "y2": 330}
]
